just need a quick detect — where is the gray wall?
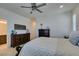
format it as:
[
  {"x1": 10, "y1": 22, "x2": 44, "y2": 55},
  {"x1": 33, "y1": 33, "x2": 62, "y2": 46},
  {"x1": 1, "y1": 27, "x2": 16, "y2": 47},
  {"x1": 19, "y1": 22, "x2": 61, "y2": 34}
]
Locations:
[
  {"x1": 31, "y1": 12, "x2": 72, "y2": 38},
  {"x1": 73, "y1": 5, "x2": 79, "y2": 31}
]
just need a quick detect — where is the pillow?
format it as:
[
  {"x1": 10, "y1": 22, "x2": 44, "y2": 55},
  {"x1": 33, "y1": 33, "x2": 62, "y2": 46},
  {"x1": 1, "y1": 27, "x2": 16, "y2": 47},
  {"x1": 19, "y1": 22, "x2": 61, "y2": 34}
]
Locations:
[{"x1": 69, "y1": 31, "x2": 79, "y2": 46}]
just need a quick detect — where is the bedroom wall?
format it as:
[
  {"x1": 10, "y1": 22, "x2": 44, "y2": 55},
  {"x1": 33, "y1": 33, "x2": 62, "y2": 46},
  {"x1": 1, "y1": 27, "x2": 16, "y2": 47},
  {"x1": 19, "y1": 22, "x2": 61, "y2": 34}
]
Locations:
[
  {"x1": 34, "y1": 11, "x2": 72, "y2": 38},
  {"x1": 0, "y1": 20, "x2": 7, "y2": 35},
  {"x1": 73, "y1": 5, "x2": 79, "y2": 31},
  {"x1": 30, "y1": 16, "x2": 37, "y2": 40},
  {"x1": 0, "y1": 8, "x2": 30, "y2": 47}
]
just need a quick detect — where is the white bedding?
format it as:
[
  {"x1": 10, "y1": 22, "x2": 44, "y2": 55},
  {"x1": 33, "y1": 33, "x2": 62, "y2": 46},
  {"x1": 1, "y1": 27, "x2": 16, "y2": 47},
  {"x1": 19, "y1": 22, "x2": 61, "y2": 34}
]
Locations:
[
  {"x1": 19, "y1": 37, "x2": 79, "y2": 56},
  {"x1": 19, "y1": 37, "x2": 58, "y2": 56}
]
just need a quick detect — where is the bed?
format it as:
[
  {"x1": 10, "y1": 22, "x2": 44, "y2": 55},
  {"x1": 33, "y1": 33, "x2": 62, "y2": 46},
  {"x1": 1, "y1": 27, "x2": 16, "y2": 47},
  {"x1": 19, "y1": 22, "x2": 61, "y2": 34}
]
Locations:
[
  {"x1": 19, "y1": 35, "x2": 79, "y2": 56},
  {"x1": 19, "y1": 37, "x2": 58, "y2": 56}
]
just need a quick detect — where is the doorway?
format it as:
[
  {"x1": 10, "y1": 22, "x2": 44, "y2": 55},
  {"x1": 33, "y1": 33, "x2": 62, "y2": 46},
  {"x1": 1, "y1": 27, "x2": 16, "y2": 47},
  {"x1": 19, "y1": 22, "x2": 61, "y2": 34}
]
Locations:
[{"x1": 0, "y1": 19, "x2": 7, "y2": 46}]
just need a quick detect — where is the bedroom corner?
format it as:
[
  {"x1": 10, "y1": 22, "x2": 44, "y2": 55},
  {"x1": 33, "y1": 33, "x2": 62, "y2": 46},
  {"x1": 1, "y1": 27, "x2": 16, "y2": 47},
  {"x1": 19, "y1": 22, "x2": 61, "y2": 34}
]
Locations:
[{"x1": 30, "y1": 16, "x2": 37, "y2": 40}]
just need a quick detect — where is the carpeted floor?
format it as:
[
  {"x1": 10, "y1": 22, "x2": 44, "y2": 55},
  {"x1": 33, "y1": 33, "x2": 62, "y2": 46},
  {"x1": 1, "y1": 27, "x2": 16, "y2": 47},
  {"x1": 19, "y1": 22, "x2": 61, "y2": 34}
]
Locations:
[{"x1": 0, "y1": 44, "x2": 17, "y2": 56}]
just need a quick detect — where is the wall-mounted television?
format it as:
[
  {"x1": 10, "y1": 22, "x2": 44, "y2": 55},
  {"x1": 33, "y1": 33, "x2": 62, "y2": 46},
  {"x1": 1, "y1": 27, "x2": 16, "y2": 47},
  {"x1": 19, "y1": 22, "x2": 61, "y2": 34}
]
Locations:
[{"x1": 14, "y1": 24, "x2": 26, "y2": 30}]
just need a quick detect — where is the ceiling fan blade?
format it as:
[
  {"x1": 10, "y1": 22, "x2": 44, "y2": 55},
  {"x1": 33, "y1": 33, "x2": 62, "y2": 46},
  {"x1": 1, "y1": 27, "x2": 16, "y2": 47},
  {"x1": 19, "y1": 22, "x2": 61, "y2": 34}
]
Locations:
[
  {"x1": 31, "y1": 3, "x2": 36, "y2": 6},
  {"x1": 21, "y1": 6, "x2": 31, "y2": 8},
  {"x1": 36, "y1": 8, "x2": 42, "y2": 13},
  {"x1": 37, "y1": 3, "x2": 46, "y2": 8}
]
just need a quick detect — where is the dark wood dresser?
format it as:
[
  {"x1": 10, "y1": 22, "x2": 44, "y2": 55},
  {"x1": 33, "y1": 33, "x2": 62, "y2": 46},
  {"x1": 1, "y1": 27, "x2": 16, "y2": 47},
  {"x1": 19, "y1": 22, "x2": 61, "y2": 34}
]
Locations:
[
  {"x1": 11, "y1": 33, "x2": 30, "y2": 47},
  {"x1": 38, "y1": 29, "x2": 50, "y2": 37}
]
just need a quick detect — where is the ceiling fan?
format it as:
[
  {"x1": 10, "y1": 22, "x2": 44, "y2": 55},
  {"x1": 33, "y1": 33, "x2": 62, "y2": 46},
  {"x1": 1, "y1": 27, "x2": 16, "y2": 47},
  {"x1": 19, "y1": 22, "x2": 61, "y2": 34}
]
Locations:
[{"x1": 21, "y1": 3, "x2": 46, "y2": 14}]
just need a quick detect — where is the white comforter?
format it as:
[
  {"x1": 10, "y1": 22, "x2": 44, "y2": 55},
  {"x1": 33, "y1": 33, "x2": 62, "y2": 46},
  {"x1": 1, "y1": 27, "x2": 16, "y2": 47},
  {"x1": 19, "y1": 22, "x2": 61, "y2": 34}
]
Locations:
[
  {"x1": 19, "y1": 37, "x2": 79, "y2": 56},
  {"x1": 19, "y1": 37, "x2": 58, "y2": 56}
]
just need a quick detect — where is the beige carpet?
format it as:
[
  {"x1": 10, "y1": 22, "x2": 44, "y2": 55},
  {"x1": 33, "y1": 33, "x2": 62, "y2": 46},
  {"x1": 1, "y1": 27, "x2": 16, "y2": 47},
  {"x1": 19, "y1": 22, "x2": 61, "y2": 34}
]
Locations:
[
  {"x1": 57, "y1": 39, "x2": 79, "y2": 56},
  {"x1": 0, "y1": 44, "x2": 17, "y2": 56}
]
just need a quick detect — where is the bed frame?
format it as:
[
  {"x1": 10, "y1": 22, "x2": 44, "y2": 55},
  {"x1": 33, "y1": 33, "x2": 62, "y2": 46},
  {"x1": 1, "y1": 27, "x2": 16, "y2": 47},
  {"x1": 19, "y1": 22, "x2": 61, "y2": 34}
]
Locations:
[{"x1": 15, "y1": 46, "x2": 23, "y2": 56}]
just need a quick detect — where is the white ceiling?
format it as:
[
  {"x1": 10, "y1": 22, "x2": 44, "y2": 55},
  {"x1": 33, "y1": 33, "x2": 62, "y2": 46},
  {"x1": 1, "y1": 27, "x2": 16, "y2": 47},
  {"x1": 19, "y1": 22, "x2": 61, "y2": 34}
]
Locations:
[{"x1": 0, "y1": 3, "x2": 78, "y2": 18}]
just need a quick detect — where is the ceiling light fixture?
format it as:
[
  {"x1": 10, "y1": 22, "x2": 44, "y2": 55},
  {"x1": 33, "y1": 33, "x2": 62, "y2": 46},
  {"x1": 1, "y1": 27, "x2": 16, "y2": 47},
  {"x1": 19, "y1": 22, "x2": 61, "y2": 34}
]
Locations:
[
  {"x1": 59, "y1": 5, "x2": 63, "y2": 8},
  {"x1": 0, "y1": 21, "x2": 7, "y2": 24}
]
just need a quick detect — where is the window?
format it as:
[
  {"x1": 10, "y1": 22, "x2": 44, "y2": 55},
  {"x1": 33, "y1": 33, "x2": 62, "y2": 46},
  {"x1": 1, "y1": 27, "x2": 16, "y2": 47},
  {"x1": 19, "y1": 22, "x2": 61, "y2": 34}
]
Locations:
[{"x1": 72, "y1": 14, "x2": 76, "y2": 31}]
